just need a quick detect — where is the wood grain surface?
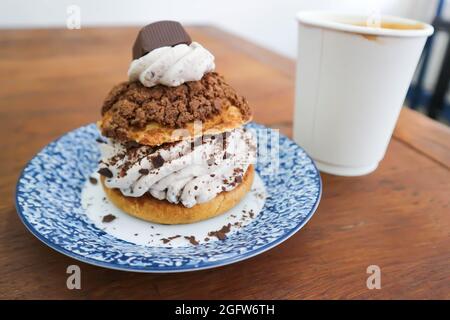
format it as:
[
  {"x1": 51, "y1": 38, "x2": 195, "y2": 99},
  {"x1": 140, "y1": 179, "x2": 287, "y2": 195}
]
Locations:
[{"x1": 0, "y1": 26, "x2": 449, "y2": 299}]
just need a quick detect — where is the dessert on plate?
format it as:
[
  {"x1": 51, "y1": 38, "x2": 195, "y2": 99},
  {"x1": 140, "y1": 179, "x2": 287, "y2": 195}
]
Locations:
[{"x1": 97, "y1": 21, "x2": 255, "y2": 224}]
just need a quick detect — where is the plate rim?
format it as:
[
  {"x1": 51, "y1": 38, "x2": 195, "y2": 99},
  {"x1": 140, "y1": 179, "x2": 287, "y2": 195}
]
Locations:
[{"x1": 15, "y1": 123, "x2": 322, "y2": 273}]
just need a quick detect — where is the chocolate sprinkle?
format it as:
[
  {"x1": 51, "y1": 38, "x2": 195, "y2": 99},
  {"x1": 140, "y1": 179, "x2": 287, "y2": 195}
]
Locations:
[{"x1": 98, "y1": 167, "x2": 113, "y2": 178}]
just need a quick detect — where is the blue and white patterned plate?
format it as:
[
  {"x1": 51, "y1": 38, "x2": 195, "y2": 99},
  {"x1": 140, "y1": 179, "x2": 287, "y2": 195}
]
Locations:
[{"x1": 15, "y1": 123, "x2": 321, "y2": 272}]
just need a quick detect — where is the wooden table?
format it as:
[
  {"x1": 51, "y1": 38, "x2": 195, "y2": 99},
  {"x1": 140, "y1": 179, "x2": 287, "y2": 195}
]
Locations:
[{"x1": 0, "y1": 26, "x2": 449, "y2": 300}]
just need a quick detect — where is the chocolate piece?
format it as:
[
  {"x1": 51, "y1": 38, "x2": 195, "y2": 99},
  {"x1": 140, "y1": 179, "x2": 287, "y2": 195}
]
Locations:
[
  {"x1": 151, "y1": 154, "x2": 165, "y2": 168},
  {"x1": 102, "y1": 214, "x2": 116, "y2": 223},
  {"x1": 98, "y1": 167, "x2": 113, "y2": 178},
  {"x1": 132, "y1": 21, "x2": 192, "y2": 59},
  {"x1": 89, "y1": 176, "x2": 98, "y2": 185},
  {"x1": 139, "y1": 168, "x2": 149, "y2": 175}
]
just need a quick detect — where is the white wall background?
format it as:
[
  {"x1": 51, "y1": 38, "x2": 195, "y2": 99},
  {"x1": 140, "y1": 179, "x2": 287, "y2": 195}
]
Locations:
[{"x1": 1, "y1": 0, "x2": 449, "y2": 94}]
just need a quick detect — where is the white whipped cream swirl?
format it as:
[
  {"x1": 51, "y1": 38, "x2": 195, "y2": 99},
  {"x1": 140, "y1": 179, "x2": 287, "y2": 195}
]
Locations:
[
  {"x1": 128, "y1": 42, "x2": 215, "y2": 88},
  {"x1": 99, "y1": 128, "x2": 255, "y2": 208}
]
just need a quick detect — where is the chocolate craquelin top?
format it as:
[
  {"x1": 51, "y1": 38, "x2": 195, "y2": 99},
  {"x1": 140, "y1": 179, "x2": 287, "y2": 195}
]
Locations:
[{"x1": 101, "y1": 72, "x2": 251, "y2": 141}]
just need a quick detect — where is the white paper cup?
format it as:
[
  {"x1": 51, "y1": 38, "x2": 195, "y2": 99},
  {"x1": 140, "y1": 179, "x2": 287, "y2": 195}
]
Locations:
[{"x1": 293, "y1": 11, "x2": 433, "y2": 176}]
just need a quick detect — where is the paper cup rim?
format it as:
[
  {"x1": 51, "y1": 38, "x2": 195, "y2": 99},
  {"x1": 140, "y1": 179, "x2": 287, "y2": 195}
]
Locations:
[{"x1": 296, "y1": 11, "x2": 434, "y2": 38}]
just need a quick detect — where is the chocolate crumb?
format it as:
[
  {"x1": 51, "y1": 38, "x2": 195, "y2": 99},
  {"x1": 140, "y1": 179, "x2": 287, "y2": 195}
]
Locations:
[
  {"x1": 184, "y1": 236, "x2": 199, "y2": 246},
  {"x1": 194, "y1": 186, "x2": 198, "y2": 190},
  {"x1": 139, "y1": 168, "x2": 149, "y2": 175},
  {"x1": 204, "y1": 237, "x2": 210, "y2": 242},
  {"x1": 98, "y1": 167, "x2": 113, "y2": 178},
  {"x1": 161, "y1": 235, "x2": 181, "y2": 244},
  {"x1": 235, "y1": 175, "x2": 243, "y2": 184},
  {"x1": 89, "y1": 176, "x2": 98, "y2": 185},
  {"x1": 102, "y1": 214, "x2": 116, "y2": 223},
  {"x1": 208, "y1": 223, "x2": 232, "y2": 240}
]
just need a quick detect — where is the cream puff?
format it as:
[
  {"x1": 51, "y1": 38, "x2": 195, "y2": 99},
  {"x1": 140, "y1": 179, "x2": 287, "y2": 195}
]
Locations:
[{"x1": 97, "y1": 21, "x2": 255, "y2": 224}]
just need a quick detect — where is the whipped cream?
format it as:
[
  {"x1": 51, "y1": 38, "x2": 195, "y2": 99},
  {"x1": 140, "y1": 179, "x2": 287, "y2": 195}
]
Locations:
[
  {"x1": 128, "y1": 42, "x2": 215, "y2": 88},
  {"x1": 99, "y1": 128, "x2": 255, "y2": 208}
]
